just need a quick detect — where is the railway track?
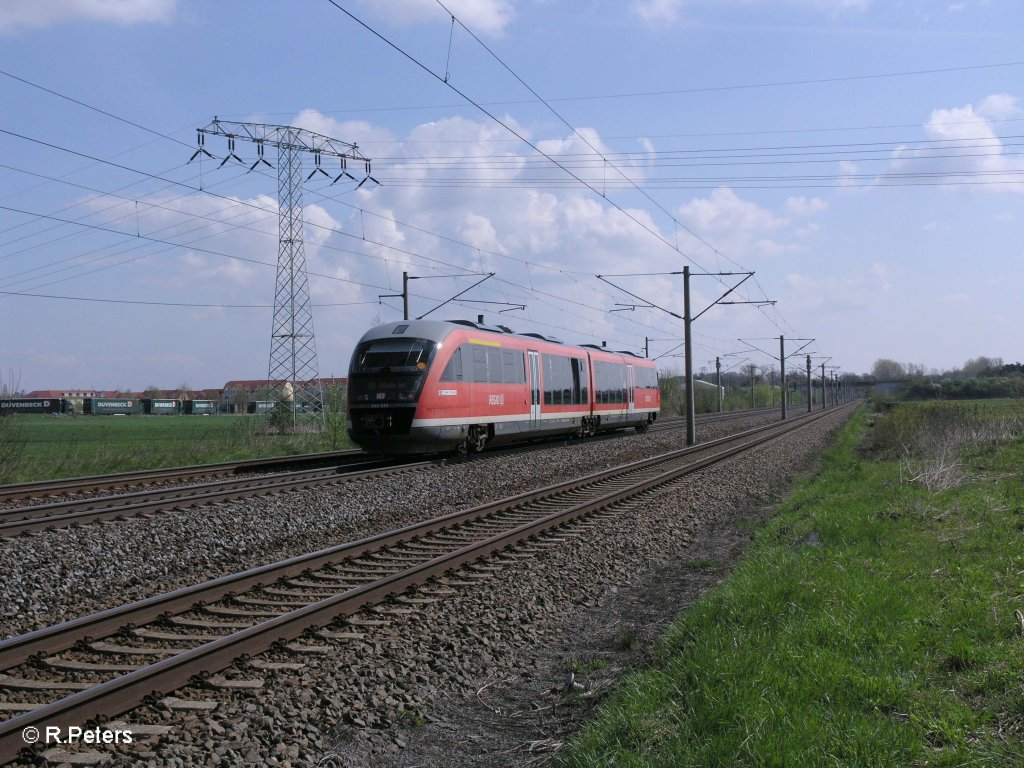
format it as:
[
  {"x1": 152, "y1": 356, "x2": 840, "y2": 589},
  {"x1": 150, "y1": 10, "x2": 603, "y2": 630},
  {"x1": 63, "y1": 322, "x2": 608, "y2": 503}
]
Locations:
[
  {"x1": 0, "y1": 456, "x2": 430, "y2": 538},
  {"x1": 0, "y1": 407, "x2": 780, "y2": 538},
  {"x1": 0, "y1": 449, "x2": 366, "y2": 504},
  {"x1": 0, "y1": 404, "x2": 851, "y2": 765}
]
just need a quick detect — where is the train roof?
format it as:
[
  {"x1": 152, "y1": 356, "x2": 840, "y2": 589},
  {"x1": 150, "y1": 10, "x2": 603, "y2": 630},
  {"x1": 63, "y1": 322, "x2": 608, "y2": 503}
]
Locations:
[{"x1": 355, "y1": 320, "x2": 655, "y2": 364}]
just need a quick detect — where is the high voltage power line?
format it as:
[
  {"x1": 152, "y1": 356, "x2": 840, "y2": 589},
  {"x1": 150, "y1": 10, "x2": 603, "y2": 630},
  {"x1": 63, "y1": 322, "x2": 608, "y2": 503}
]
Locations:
[
  {"x1": 13, "y1": 39, "x2": 1012, "y2": 360},
  {"x1": 0, "y1": 122, "x2": 664, "y2": 344},
  {"x1": 215, "y1": 58, "x2": 1024, "y2": 117},
  {"x1": 0, "y1": 144, "x2": 685, "y2": 350},
  {"x1": 324, "y1": 0, "x2": 793, "y2": 340}
]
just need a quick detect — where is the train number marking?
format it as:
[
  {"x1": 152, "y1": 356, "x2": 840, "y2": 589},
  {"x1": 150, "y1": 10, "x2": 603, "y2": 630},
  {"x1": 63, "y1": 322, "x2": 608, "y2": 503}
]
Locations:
[
  {"x1": 488, "y1": 394, "x2": 505, "y2": 406},
  {"x1": 439, "y1": 389, "x2": 458, "y2": 396}
]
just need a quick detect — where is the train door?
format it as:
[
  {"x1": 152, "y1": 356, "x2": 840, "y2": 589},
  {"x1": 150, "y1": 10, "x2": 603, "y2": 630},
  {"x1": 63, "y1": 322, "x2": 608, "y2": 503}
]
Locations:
[
  {"x1": 528, "y1": 350, "x2": 541, "y2": 429},
  {"x1": 626, "y1": 364, "x2": 636, "y2": 415}
]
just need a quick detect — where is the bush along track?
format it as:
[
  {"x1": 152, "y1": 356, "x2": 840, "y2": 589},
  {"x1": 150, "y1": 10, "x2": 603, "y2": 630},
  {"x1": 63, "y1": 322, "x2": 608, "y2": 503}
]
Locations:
[{"x1": 563, "y1": 401, "x2": 1024, "y2": 768}]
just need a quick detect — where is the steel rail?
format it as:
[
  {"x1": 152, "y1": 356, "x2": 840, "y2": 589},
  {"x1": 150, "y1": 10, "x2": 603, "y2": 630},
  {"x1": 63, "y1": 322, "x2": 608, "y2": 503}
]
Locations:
[
  {"x1": 0, "y1": 457, "x2": 422, "y2": 537},
  {"x1": 0, "y1": 449, "x2": 365, "y2": 503},
  {"x1": 0, "y1": 404, "x2": 856, "y2": 764}
]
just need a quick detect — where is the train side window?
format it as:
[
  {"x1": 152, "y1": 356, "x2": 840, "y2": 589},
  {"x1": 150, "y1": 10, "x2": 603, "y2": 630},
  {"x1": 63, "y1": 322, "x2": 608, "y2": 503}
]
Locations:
[
  {"x1": 596, "y1": 361, "x2": 619, "y2": 404},
  {"x1": 579, "y1": 360, "x2": 588, "y2": 403},
  {"x1": 561, "y1": 356, "x2": 572, "y2": 404},
  {"x1": 472, "y1": 346, "x2": 488, "y2": 383},
  {"x1": 440, "y1": 346, "x2": 463, "y2": 382},
  {"x1": 501, "y1": 350, "x2": 524, "y2": 385},
  {"x1": 485, "y1": 347, "x2": 501, "y2": 383},
  {"x1": 544, "y1": 355, "x2": 568, "y2": 405}
]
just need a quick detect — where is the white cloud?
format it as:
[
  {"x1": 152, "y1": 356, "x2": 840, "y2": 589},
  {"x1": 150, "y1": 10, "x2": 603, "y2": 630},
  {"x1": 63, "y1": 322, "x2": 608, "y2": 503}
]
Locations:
[
  {"x1": 783, "y1": 196, "x2": 828, "y2": 217},
  {"x1": 292, "y1": 110, "x2": 397, "y2": 151},
  {"x1": 631, "y1": 0, "x2": 869, "y2": 26},
  {"x1": 785, "y1": 262, "x2": 891, "y2": 311},
  {"x1": 887, "y1": 94, "x2": 1024, "y2": 194},
  {"x1": 678, "y1": 187, "x2": 786, "y2": 236},
  {"x1": 76, "y1": 191, "x2": 280, "y2": 293},
  {"x1": 0, "y1": 0, "x2": 175, "y2": 33},
  {"x1": 837, "y1": 160, "x2": 860, "y2": 187},
  {"x1": 304, "y1": 204, "x2": 344, "y2": 248},
  {"x1": 632, "y1": 0, "x2": 684, "y2": 24},
  {"x1": 671, "y1": 188, "x2": 828, "y2": 265},
  {"x1": 356, "y1": 0, "x2": 514, "y2": 36},
  {"x1": 458, "y1": 213, "x2": 504, "y2": 255},
  {"x1": 977, "y1": 93, "x2": 1022, "y2": 121},
  {"x1": 947, "y1": 1, "x2": 990, "y2": 13}
]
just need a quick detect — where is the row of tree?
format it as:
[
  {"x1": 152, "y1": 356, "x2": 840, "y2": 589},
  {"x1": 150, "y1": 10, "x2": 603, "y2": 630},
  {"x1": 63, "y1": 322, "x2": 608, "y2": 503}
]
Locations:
[
  {"x1": 862, "y1": 356, "x2": 1024, "y2": 401},
  {"x1": 866, "y1": 356, "x2": 1006, "y2": 381}
]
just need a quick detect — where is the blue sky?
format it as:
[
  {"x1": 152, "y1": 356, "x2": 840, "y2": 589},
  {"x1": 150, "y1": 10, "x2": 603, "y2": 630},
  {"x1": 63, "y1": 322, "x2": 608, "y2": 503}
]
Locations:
[{"x1": 1, "y1": 0, "x2": 1022, "y2": 392}]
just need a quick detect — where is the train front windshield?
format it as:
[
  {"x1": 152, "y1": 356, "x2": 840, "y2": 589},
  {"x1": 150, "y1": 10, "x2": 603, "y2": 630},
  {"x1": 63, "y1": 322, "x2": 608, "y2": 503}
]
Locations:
[{"x1": 349, "y1": 337, "x2": 438, "y2": 404}]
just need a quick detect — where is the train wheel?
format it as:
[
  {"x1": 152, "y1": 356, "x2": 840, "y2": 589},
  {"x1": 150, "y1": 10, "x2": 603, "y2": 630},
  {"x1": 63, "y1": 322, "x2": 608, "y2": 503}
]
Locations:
[
  {"x1": 468, "y1": 424, "x2": 488, "y2": 453},
  {"x1": 635, "y1": 421, "x2": 649, "y2": 434}
]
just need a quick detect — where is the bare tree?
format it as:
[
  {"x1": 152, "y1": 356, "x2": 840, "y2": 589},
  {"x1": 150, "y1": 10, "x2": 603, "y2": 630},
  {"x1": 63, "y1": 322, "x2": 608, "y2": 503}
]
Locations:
[
  {"x1": 871, "y1": 359, "x2": 907, "y2": 379},
  {"x1": 962, "y1": 356, "x2": 1004, "y2": 377}
]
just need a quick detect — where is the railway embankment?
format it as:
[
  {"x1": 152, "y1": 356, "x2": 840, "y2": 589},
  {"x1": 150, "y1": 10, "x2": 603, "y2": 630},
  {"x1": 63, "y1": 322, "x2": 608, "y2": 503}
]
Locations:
[{"x1": 560, "y1": 400, "x2": 1024, "y2": 767}]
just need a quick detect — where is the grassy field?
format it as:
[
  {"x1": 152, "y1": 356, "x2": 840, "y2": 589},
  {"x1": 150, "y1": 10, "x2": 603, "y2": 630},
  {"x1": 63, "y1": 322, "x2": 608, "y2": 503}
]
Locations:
[
  {"x1": 563, "y1": 400, "x2": 1024, "y2": 767},
  {"x1": 0, "y1": 413, "x2": 356, "y2": 484}
]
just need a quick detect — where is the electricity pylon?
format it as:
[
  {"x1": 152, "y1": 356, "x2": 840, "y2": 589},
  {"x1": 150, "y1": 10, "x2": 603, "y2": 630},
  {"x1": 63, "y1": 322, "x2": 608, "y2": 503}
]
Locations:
[{"x1": 192, "y1": 119, "x2": 375, "y2": 429}]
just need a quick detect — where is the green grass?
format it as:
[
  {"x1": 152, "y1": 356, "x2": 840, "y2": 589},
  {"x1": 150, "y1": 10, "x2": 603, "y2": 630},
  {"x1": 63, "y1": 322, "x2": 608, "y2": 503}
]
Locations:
[
  {"x1": 563, "y1": 402, "x2": 1024, "y2": 767},
  {"x1": 0, "y1": 413, "x2": 356, "y2": 483}
]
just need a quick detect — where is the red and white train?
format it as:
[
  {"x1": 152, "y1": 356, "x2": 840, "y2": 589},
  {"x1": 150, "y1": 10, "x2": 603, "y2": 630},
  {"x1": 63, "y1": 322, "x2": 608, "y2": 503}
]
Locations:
[{"x1": 346, "y1": 319, "x2": 660, "y2": 455}]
